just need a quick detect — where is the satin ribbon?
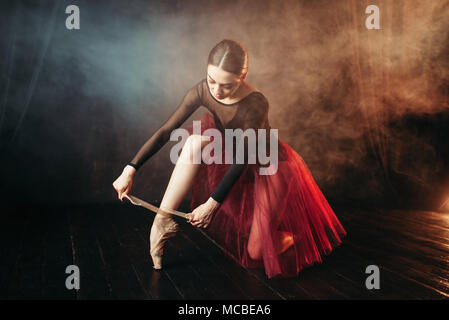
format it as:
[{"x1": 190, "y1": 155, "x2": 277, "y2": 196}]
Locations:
[{"x1": 124, "y1": 194, "x2": 190, "y2": 220}]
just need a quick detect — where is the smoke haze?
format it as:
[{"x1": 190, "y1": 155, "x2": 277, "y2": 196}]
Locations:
[{"x1": 0, "y1": 0, "x2": 448, "y2": 210}]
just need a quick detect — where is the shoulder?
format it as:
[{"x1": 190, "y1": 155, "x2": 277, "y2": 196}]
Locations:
[
  {"x1": 192, "y1": 78, "x2": 206, "y2": 94},
  {"x1": 247, "y1": 91, "x2": 269, "y2": 112},
  {"x1": 243, "y1": 81, "x2": 268, "y2": 105},
  {"x1": 185, "y1": 78, "x2": 206, "y2": 102}
]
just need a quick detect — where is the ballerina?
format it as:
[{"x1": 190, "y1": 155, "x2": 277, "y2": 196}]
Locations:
[{"x1": 112, "y1": 39, "x2": 347, "y2": 279}]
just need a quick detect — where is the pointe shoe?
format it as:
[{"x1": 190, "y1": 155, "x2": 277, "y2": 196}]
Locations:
[
  {"x1": 278, "y1": 231, "x2": 294, "y2": 254},
  {"x1": 149, "y1": 213, "x2": 179, "y2": 269}
]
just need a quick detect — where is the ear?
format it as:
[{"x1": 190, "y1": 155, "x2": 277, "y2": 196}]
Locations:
[{"x1": 241, "y1": 71, "x2": 248, "y2": 81}]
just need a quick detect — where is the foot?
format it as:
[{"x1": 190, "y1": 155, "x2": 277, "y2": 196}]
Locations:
[
  {"x1": 277, "y1": 231, "x2": 294, "y2": 254},
  {"x1": 149, "y1": 212, "x2": 179, "y2": 269}
]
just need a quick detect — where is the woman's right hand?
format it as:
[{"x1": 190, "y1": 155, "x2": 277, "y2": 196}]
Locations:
[{"x1": 112, "y1": 165, "x2": 136, "y2": 201}]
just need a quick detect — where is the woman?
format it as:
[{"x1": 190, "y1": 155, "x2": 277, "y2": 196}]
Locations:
[{"x1": 112, "y1": 39, "x2": 347, "y2": 279}]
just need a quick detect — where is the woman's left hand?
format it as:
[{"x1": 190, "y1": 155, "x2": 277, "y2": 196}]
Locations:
[{"x1": 187, "y1": 197, "x2": 221, "y2": 228}]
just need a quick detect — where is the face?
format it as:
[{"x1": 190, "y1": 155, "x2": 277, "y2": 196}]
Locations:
[{"x1": 206, "y1": 64, "x2": 243, "y2": 100}]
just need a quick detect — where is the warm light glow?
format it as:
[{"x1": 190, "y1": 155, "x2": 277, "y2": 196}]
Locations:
[{"x1": 439, "y1": 198, "x2": 449, "y2": 211}]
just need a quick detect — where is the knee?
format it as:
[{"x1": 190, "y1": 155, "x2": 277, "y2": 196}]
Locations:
[
  {"x1": 247, "y1": 241, "x2": 262, "y2": 260},
  {"x1": 180, "y1": 134, "x2": 209, "y2": 164}
]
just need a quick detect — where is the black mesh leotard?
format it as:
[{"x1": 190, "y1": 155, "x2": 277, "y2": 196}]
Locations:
[{"x1": 128, "y1": 78, "x2": 270, "y2": 204}]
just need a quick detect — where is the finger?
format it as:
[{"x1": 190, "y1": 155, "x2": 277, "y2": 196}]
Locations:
[
  {"x1": 122, "y1": 190, "x2": 129, "y2": 199},
  {"x1": 120, "y1": 190, "x2": 127, "y2": 202},
  {"x1": 197, "y1": 221, "x2": 205, "y2": 228}
]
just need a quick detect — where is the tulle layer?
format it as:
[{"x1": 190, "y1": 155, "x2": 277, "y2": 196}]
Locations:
[{"x1": 186, "y1": 112, "x2": 347, "y2": 279}]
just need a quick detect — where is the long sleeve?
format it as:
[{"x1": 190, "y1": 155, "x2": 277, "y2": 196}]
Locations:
[
  {"x1": 210, "y1": 95, "x2": 269, "y2": 203},
  {"x1": 129, "y1": 81, "x2": 203, "y2": 170}
]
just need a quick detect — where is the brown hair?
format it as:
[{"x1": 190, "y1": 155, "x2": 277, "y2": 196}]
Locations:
[{"x1": 207, "y1": 39, "x2": 248, "y2": 76}]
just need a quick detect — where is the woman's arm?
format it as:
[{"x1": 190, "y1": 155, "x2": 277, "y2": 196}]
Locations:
[
  {"x1": 129, "y1": 81, "x2": 203, "y2": 170},
  {"x1": 210, "y1": 96, "x2": 269, "y2": 203},
  {"x1": 188, "y1": 95, "x2": 269, "y2": 227},
  {"x1": 113, "y1": 80, "x2": 202, "y2": 202}
]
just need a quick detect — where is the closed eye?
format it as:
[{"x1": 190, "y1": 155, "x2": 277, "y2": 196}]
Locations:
[
  {"x1": 208, "y1": 76, "x2": 234, "y2": 89},
  {"x1": 209, "y1": 81, "x2": 232, "y2": 90}
]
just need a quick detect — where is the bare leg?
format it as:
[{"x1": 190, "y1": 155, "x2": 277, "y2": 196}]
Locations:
[
  {"x1": 150, "y1": 134, "x2": 211, "y2": 269},
  {"x1": 247, "y1": 215, "x2": 293, "y2": 260},
  {"x1": 247, "y1": 173, "x2": 293, "y2": 260}
]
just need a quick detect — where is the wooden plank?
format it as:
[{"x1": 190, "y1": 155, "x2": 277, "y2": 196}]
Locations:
[
  {"x1": 109, "y1": 204, "x2": 183, "y2": 299},
  {"x1": 184, "y1": 202, "x2": 370, "y2": 299},
  {"x1": 124, "y1": 200, "x2": 278, "y2": 300},
  {"x1": 5, "y1": 203, "x2": 445, "y2": 300},
  {"x1": 292, "y1": 248, "x2": 379, "y2": 300},
  {"x1": 343, "y1": 210, "x2": 449, "y2": 272},
  {"x1": 181, "y1": 223, "x2": 284, "y2": 299},
  {"x1": 247, "y1": 255, "x2": 350, "y2": 300},
  {"x1": 181, "y1": 209, "x2": 362, "y2": 299},
  {"x1": 121, "y1": 201, "x2": 269, "y2": 300},
  {"x1": 0, "y1": 207, "x2": 30, "y2": 299},
  {"x1": 344, "y1": 209, "x2": 449, "y2": 254},
  {"x1": 6, "y1": 207, "x2": 48, "y2": 299},
  {"x1": 68, "y1": 207, "x2": 113, "y2": 299},
  {"x1": 344, "y1": 240, "x2": 448, "y2": 299},
  {"x1": 247, "y1": 268, "x2": 317, "y2": 300},
  {"x1": 388, "y1": 209, "x2": 449, "y2": 231},
  {"x1": 318, "y1": 212, "x2": 438, "y2": 299},
  {"x1": 40, "y1": 207, "x2": 76, "y2": 299},
  {"x1": 337, "y1": 215, "x2": 448, "y2": 298},
  {"x1": 320, "y1": 238, "x2": 421, "y2": 299},
  {"x1": 160, "y1": 231, "x2": 217, "y2": 299},
  {"x1": 90, "y1": 207, "x2": 150, "y2": 299},
  {"x1": 338, "y1": 212, "x2": 448, "y2": 299},
  {"x1": 172, "y1": 228, "x2": 249, "y2": 299},
  {"x1": 341, "y1": 211, "x2": 449, "y2": 296},
  {"x1": 294, "y1": 257, "x2": 358, "y2": 300}
]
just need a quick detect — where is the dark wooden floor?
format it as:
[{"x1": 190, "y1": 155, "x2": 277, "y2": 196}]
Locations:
[{"x1": 1, "y1": 201, "x2": 449, "y2": 300}]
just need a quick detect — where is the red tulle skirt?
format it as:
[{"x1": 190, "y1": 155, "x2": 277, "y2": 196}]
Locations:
[{"x1": 186, "y1": 112, "x2": 347, "y2": 279}]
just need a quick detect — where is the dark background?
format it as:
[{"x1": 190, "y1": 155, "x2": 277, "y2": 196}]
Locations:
[{"x1": 0, "y1": 0, "x2": 448, "y2": 210}]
